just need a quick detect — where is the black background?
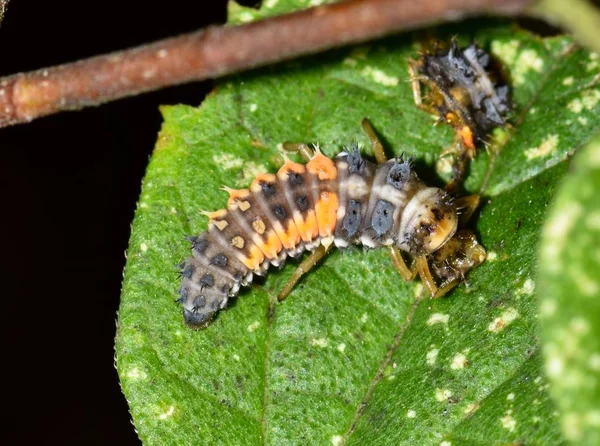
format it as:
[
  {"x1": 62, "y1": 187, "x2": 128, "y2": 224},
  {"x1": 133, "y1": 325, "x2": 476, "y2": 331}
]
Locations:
[{"x1": 0, "y1": 1, "x2": 243, "y2": 444}]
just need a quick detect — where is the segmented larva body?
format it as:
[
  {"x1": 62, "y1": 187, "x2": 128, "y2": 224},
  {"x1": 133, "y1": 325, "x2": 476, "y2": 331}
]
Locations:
[{"x1": 179, "y1": 146, "x2": 459, "y2": 327}]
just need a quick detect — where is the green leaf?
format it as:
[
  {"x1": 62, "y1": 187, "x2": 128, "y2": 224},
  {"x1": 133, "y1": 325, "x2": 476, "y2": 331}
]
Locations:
[
  {"x1": 116, "y1": 2, "x2": 600, "y2": 444},
  {"x1": 538, "y1": 136, "x2": 600, "y2": 443}
]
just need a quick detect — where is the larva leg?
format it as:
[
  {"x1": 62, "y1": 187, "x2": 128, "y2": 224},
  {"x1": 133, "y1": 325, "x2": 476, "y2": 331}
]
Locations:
[
  {"x1": 282, "y1": 143, "x2": 314, "y2": 162},
  {"x1": 361, "y1": 118, "x2": 388, "y2": 165},
  {"x1": 416, "y1": 255, "x2": 441, "y2": 298},
  {"x1": 388, "y1": 246, "x2": 417, "y2": 281},
  {"x1": 431, "y1": 278, "x2": 460, "y2": 299},
  {"x1": 453, "y1": 194, "x2": 480, "y2": 224},
  {"x1": 407, "y1": 59, "x2": 440, "y2": 117},
  {"x1": 407, "y1": 59, "x2": 424, "y2": 109},
  {"x1": 277, "y1": 244, "x2": 331, "y2": 302}
]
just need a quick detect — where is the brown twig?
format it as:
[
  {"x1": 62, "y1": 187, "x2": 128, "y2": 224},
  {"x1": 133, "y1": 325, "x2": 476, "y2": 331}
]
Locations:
[{"x1": 0, "y1": 0, "x2": 532, "y2": 128}]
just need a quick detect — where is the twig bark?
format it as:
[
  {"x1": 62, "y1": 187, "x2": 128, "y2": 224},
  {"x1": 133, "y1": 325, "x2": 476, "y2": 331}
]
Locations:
[{"x1": 0, "y1": 0, "x2": 533, "y2": 128}]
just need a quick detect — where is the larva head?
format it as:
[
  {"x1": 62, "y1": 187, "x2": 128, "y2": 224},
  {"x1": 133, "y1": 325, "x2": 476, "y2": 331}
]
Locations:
[{"x1": 398, "y1": 188, "x2": 458, "y2": 255}]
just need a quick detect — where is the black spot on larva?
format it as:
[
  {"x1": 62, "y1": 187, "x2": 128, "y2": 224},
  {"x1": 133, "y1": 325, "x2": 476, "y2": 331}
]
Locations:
[
  {"x1": 420, "y1": 221, "x2": 434, "y2": 234},
  {"x1": 342, "y1": 199, "x2": 362, "y2": 237},
  {"x1": 371, "y1": 199, "x2": 395, "y2": 237},
  {"x1": 179, "y1": 286, "x2": 189, "y2": 303},
  {"x1": 260, "y1": 181, "x2": 276, "y2": 197},
  {"x1": 199, "y1": 273, "x2": 214, "y2": 289},
  {"x1": 181, "y1": 263, "x2": 195, "y2": 279},
  {"x1": 183, "y1": 308, "x2": 213, "y2": 326},
  {"x1": 211, "y1": 254, "x2": 228, "y2": 267},
  {"x1": 288, "y1": 172, "x2": 304, "y2": 186},
  {"x1": 220, "y1": 284, "x2": 231, "y2": 295},
  {"x1": 386, "y1": 159, "x2": 411, "y2": 189},
  {"x1": 190, "y1": 236, "x2": 209, "y2": 254},
  {"x1": 273, "y1": 205, "x2": 287, "y2": 221},
  {"x1": 346, "y1": 144, "x2": 365, "y2": 174},
  {"x1": 295, "y1": 196, "x2": 309, "y2": 212},
  {"x1": 431, "y1": 207, "x2": 444, "y2": 222},
  {"x1": 193, "y1": 295, "x2": 207, "y2": 310}
]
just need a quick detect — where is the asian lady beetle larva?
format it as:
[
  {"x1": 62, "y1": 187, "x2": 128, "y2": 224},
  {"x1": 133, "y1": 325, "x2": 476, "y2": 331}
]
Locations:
[
  {"x1": 178, "y1": 119, "x2": 485, "y2": 328},
  {"x1": 408, "y1": 40, "x2": 510, "y2": 187}
]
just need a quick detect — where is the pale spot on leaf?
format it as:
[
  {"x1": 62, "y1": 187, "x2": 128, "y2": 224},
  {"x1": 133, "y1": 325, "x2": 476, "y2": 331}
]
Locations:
[
  {"x1": 426, "y1": 346, "x2": 439, "y2": 366},
  {"x1": 311, "y1": 338, "x2": 328, "y2": 348},
  {"x1": 486, "y1": 251, "x2": 498, "y2": 261},
  {"x1": 524, "y1": 134, "x2": 559, "y2": 160},
  {"x1": 247, "y1": 321, "x2": 260, "y2": 332},
  {"x1": 360, "y1": 66, "x2": 399, "y2": 87},
  {"x1": 127, "y1": 367, "x2": 148, "y2": 380},
  {"x1": 517, "y1": 278, "x2": 535, "y2": 296},
  {"x1": 491, "y1": 40, "x2": 519, "y2": 65},
  {"x1": 501, "y1": 410, "x2": 516, "y2": 432},
  {"x1": 159, "y1": 405, "x2": 175, "y2": 420},
  {"x1": 331, "y1": 435, "x2": 343, "y2": 446},
  {"x1": 450, "y1": 353, "x2": 468, "y2": 370},
  {"x1": 213, "y1": 153, "x2": 244, "y2": 170},
  {"x1": 488, "y1": 308, "x2": 519, "y2": 333},
  {"x1": 513, "y1": 49, "x2": 544, "y2": 85},
  {"x1": 464, "y1": 403, "x2": 480, "y2": 416},
  {"x1": 435, "y1": 388, "x2": 452, "y2": 402},
  {"x1": 406, "y1": 409, "x2": 416, "y2": 418},
  {"x1": 427, "y1": 313, "x2": 449, "y2": 326}
]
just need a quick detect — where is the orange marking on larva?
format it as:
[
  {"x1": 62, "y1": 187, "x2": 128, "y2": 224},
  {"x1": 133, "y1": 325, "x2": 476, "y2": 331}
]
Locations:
[
  {"x1": 226, "y1": 188, "x2": 251, "y2": 206},
  {"x1": 241, "y1": 244, "x2": 265, "y2": 270},
  {"x1": 458, "y1": 125, "x2": 475, "y2": 152},
  {"x1": 277, "y1": 160, "x2": 305, "y2": 180},
  {"x1": 254, "y1": 230, "x2": 283, "y2": 260},
  {"x1": 272, "y1": 220, "x2": 302, "y2": 250},
  {"x1": 250, "y1": 173, "x2": 277, "y2": 192},
  {"x1": 315, "y1": 191, "x2": 339, "y2": 237},
  {"x1": 284, "y1": 220, "x2": 303, "y2": 248},
  {"x1": 307, "y1": 153, "x2": 337, "y2": 181},
  {"x1": 293, "y1": 210, "x2": 319, "y2": 243},
  {"x1": 201, "y1": 209, "x2": 227, "y2": 221}
]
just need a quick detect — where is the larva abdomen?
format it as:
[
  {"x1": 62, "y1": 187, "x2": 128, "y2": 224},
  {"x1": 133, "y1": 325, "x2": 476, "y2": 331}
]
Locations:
[{"x1": 179, "y1": 146, "x2": 459, "y2": 328}]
